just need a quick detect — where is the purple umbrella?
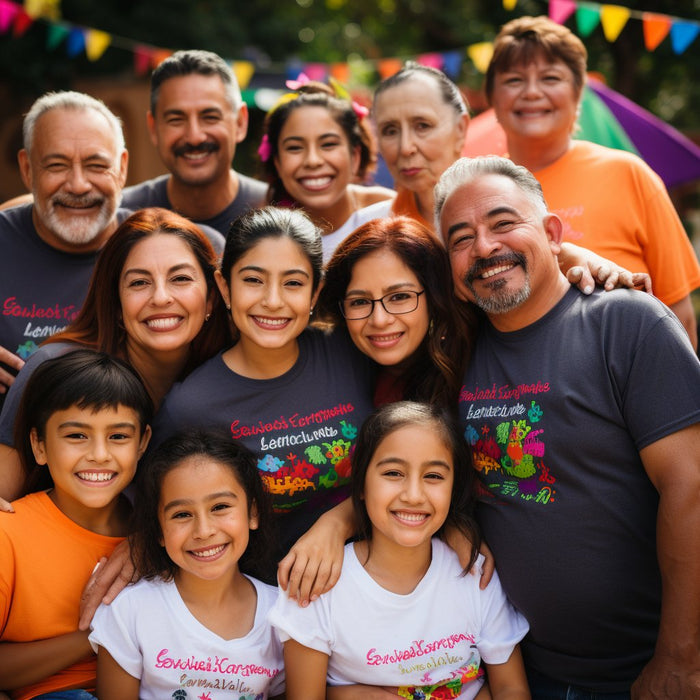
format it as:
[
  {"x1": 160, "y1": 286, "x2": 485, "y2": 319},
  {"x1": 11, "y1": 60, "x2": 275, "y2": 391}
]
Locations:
[{"x1": 587, "y1": 79, "x2": 700, "y2": 189}]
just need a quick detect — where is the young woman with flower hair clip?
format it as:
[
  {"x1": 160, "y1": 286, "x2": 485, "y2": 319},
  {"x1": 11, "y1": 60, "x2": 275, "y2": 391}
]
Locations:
[{"x1": 259, "y1": 76, "x2": 395, "y2": 261}]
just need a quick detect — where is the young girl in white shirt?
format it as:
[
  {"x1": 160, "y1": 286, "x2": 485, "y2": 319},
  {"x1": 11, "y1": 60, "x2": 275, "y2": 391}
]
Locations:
[
  {"x1": 90, "y1": 430, "x2": 284, "y2": 699},
  {"x1": 270, "y1": 401, "x2": 530, "y2": 699}
]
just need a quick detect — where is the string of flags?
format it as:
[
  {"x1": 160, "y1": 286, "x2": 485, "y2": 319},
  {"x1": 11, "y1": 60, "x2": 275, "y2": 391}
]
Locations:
[{"x1": 0, "y1": 0, "x2": 697, "y2": 92}]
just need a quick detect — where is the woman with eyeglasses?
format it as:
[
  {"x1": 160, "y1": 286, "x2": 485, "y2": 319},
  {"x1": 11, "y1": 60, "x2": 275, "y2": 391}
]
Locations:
[{"x1": 316, "y1": 215, "x2": 473, "y2": 408}]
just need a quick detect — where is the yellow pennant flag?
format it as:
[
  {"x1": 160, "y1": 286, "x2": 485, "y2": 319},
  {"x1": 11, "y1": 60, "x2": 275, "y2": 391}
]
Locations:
[
  {"x1": 502, "y1": 0, "x2": 517, "y2": 9},
  {"x1": 233, "y1": 61, "x2": 255, "y2": 90},
  {"x1": 24, "y1": 0, "x2": 60, "y2": 19},
  {"x1": 467, "y1": 42, "x2": 494, "y2": 74},
  {"x1": 600, "y1": 5, "x2": 631, "y2": 42},
  {"x1": 85, "y1": 29, "x2": 111, "y2": 61}
]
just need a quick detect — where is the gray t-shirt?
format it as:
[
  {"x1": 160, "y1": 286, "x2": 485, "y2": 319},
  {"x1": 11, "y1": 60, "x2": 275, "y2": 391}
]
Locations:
[
  {"x1": 121, "y1": 171, "x2": 267, "y2": 237},
  {"x1": 459, "y1": 287, "x2": 700, "y2": 691},
  {"x1": 0, "y1": 205, "x2": 129, "y2": 411},
  {"x1": 152, "y1": 328, "x2": 375, "y2": 580}
]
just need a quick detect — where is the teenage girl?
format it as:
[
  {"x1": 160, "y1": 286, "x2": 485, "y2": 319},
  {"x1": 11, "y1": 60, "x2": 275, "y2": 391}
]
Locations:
[
  {"x1": 89, "y1": 429, "x2": 284, "y2": 699},
  {"x1": 152, "y1": 206, "x2": 376, "y2": 595},
  {"x1": 270, "y1": 401, "x2": 530, "y2": 700},
  {"x1": 0, "y1": 349, "x2": 152, "y2": 699},
  {"x1": 260, "y1": 79, "x2": 395, "y2": 260}
]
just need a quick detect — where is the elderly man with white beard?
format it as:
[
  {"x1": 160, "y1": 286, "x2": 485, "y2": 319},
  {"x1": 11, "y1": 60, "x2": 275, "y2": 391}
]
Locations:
[{"x1": 0, "y1": 91, "x2": 129, "y2": 406}]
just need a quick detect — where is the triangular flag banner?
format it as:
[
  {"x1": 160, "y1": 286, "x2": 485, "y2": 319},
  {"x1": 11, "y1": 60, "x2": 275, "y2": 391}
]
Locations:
[
  {"x1": 329, "y1": 62, "x2": 350, "y2": 84},
  {"x1": 642, "y1": 13, "x2": 671, "y2": 51},
  {"x1": 24, "y1": 0, "x2": 60, "y2": 20},
  {"x1": 502, "y1": 0, "x2": 517, "y2": 9},
  {"x1": 417, "y1": 52, "x2": 443, "y2": 70},
  {"x1": 134, "y1": 45, "x2": 151, "y2": 76},
  {"x1": 377, "y1": 58, "x2": 402, "y2": 80},
  {"x1": 576, "y1": 4, "x2": 601, "y2": 37},
  {"x1": 150, "y1": 49, "x2": 172, "y2": 69},
  {"x1": 0, "y1": 0, "x2": 20, "y2": 33},
  {"x1": 442, "y1": 50, "x2": 462, "y2": 79},
  {"x1": 600, "y1": 5, "x2": 631, "y2": 42},
  {"x1": 13, "y1": 8, "x2": 32, "y2": 36},
  {"x1": 85, "y1": 29, "x2": 111, "y2": 61},
  {"x1": 670, "y1": 22, "x2": 700, "y2": 55},
  {"x1": 46, "y1": 21, "x2": 68, "y2": 49},
  {"x1": 467, "y1": 42, "x2": 494, "y2": 74},
  {"x1": 303, "y1": 62, "x2": 327, "y2": 82},
  {"x1": 66, "y1": 27, "x2": 84, "y2": 56},
  {"x1": 549, "y1": 0, "x2": 576, "y2": 25},
  {"x1": 232, "y1": 60, "x2": 255, "y2": 90}
]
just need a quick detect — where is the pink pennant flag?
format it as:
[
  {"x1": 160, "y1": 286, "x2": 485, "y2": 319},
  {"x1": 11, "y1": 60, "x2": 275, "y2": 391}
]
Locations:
[
  {"x1": 549, "y1": 0, "x2": 576, "y2": 25},
  {"x1": 134, "y1": 45, "x2": 152, "y2": 76},
  {"x1": 303, "y1": 63, "x2": 327, "y2": 82},
  {"x1": 0, "y1": 0, "x2": 19, "y2": 33},
  {"x1": 417, "y1": 53, "x2": 443, "y2": 70}
]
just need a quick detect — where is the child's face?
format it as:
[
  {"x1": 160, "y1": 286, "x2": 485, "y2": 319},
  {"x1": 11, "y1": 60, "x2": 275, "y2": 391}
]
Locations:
[
  {"x1": 215, "y1": 235, "x2": 319, "y2": 356},
  {"x1": 362, "y1": 423, "x2": 453, "y2": 551},
  {"x1": 30, "y1": 404, "x2": 150, "y2": 525},
  {"x1": 273, "y1": 105, "x2": 360, "y2": 215},
  {"x1": 158, "y1": 457, "x2": 258, "y2": 584}
]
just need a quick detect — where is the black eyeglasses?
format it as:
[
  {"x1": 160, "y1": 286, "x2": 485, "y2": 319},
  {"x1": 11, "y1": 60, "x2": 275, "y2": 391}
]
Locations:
[{"x1": 340, "y1": 290, "x2": 425, "y2": 320}]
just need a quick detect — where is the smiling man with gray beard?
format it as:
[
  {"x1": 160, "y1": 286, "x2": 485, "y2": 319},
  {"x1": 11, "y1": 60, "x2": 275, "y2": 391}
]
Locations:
[
  {"x1": 0, "y1": 91, "x2": 130, "y2": 405},
  {"x1": 436, "y1": 155, "x2": 700, "y2": 699}
]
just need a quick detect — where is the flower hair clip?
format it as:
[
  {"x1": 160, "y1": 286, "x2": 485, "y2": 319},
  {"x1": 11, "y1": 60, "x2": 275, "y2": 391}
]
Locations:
[{"x1": 257, "y1": 134, "x2": 272, "y2": 162}]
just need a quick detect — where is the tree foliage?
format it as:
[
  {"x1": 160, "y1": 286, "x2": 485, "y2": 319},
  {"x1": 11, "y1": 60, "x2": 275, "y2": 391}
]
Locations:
[{"x1": 0, "y1": 0, "x2": 697, "y2": 128}]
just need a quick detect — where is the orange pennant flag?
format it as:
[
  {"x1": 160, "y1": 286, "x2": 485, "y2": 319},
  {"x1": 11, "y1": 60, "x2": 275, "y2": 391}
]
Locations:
[
  {"x1": 600, "y1": 5, "x2": 631, "y2": 42},
  {"x1": 330, "y1": 62, "x2": 350, "y2": 84},
  {"x1": 642, "y1": 13, "x2": 671, "y2": 51},
  {"x1": 377, "y1": 58, "x2": 403, "y2": 80}
]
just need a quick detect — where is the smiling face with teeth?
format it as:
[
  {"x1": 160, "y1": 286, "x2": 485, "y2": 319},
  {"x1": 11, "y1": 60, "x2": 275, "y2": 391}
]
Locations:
[
  {"x1": 361, "y1": 422, "x2": 453, "y2": 557},
  {"x1": 158, "y1": 456, "x2": 258, "y2": 586},
  {"x1": 148, "y1": 73, "x2": 248, "y2": 189},
  {"x1": 273, "y1": 105, "x2": 360, "y2": 227},
  {"x1": 217, "y1": 235, "x2": 320, "y2": 371},
  {"x1": 30, "y1": 404, "x2": 149, "y2": 531},
  {"x1": 119, "y1": 233, "x2": 213, "y2": 364},
  {"x1": 343, "y1": 248, "x2": 429, "y2": 370},
  {"x1": 441, "y1": 172, "x2": 567, "y2": 331}
]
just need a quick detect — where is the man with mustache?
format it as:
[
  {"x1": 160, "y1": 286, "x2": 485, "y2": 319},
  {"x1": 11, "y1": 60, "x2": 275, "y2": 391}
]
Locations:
[
  {"x1": 121, "y1": 50, "x2": 266, "y2": 235},
  {"x1": 0, "y1": 91, "x2": 129, "y2": 406},
  {"x1": 435, "y1": 156, "x2": 700, "y2": 698}
]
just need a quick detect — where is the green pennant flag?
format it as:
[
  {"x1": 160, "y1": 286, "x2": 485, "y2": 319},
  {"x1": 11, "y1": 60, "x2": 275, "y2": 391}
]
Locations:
[
  {"x1": 576, "y1": 4, "x2": 601, "y2": 37},
  {"x1": 46, "y1": 22, "x2": 69, "y2": 49}
]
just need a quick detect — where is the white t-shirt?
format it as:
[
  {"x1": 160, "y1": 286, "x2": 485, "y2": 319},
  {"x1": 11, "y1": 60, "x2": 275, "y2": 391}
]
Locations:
[
  {"x1": 321, "y1": 199, "x2": 393, "y2": 262},
  {"x1": 90, "y1": 575, "x2": 284, "y2": 698},
  {"x1": 269, "y1": 539, "x2": 528, "y2": 697}
]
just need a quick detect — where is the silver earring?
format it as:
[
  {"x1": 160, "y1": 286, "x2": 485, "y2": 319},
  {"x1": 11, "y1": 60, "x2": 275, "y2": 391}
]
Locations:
[
  {"x1": 204, "y1": 313, "x2": 211, "y2": 322},
  {"x1": 226, "y1": 304, "x2": 231, "y2": 310}
]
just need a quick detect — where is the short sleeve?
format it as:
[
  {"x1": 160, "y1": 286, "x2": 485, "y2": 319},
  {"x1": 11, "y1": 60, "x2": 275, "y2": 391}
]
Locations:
[
  {"x1": 267, "y1": 586, "x2": 334, "y2": 656},
  {"x1": 477, "y1": 567, "x2": 529, "y2": 664},
  {"x1": 89, "y1": 594, "x2": 144, "y2": 679}
]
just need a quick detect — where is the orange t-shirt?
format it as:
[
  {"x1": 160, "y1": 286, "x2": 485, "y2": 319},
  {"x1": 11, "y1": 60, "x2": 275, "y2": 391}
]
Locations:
[
  {"x1": 536, "y1": 140, "x2": 700, "y2": 306},
  {"x1": 390, "y1": 188, "x2": 434, "y2": 231},
  {"x1": 0, "y1": 491, "x2": 124, "y2": 699}
]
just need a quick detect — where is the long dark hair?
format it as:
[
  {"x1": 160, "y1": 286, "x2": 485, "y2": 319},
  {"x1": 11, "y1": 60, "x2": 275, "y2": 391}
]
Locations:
[
  {"x1": 317, "y1": 216, "x2": 477, "y2": 408},
  {"x1": 131, "y1": 429, "x2": 275, "y2": 582},
  {"x1": 45, "y1": 207, "x2": 231, "y2": 377},
  {"x1": 261, "y1": 82, "x2": 376, "y2": 204},
  {"x1": 350, "y1": 401, "x2": 481, "y2": 573}
]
